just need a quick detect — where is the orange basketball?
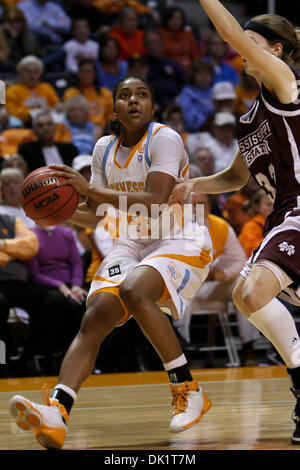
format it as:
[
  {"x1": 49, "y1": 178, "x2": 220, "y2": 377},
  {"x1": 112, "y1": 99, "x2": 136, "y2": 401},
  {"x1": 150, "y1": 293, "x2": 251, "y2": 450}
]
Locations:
[{"x1": 20, "y1": 166, "x2": 79, "y2": 226}]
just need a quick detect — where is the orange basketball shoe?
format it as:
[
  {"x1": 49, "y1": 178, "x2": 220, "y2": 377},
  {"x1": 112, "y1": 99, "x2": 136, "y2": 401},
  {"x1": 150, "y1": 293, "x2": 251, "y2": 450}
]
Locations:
[
  {"x1": 169, "y1": 380, "x2": 211, "y2": 432},
  {"x1": 9, "y1": 384, "x2": 68, "y2": 449}
]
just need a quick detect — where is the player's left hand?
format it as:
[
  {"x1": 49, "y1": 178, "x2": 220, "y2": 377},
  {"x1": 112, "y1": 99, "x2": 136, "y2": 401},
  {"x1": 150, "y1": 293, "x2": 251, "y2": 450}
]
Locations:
[
  {"x1": 168, "y1": 180, "x2": 194, "y2": 205},
  {"x1": 49, "y1": 164, "x2": 90, "y2": 195}
]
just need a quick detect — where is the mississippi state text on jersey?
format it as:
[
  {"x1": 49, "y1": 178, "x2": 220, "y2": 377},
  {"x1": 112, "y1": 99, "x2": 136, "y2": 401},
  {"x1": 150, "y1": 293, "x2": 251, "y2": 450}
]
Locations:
[{"x1": 237, "y1": 72, "x2": 300, "y2": 230}]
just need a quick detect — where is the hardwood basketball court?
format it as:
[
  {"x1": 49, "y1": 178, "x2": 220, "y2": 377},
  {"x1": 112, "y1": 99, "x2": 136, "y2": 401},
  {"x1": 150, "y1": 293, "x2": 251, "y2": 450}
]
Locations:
[{"x1": 0, "y1": 365, "x2": 299, "y2": 451}]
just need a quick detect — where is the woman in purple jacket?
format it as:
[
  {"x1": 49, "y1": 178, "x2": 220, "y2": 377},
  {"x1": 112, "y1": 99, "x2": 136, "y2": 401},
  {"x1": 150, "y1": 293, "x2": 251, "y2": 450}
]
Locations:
[{"x1": 27, "y1": 224, "x2": 87, "y2": 370}]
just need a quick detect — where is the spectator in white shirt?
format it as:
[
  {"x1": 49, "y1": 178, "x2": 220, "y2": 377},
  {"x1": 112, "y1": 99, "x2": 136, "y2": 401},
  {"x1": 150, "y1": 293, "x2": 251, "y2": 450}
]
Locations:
[
  {"x1": 185, "y1": 111, "x2": 238, "y2": 173},
  {"x1": 63, "y1": 18, "x2": 99, "y2": 75}
]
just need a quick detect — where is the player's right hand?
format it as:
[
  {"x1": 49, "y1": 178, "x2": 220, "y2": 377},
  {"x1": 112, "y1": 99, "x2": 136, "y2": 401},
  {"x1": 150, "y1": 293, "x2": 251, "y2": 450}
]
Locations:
[
  {"x1": 168, "y1": 180, "x2": 194, "y2": 205},
  {"x1": 49, "y1": 164, "x2": 89, "y2": 196}
]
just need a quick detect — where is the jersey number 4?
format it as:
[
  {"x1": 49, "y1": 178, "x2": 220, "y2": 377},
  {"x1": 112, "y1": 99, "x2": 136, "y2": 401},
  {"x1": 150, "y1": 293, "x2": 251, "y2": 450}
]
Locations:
[{"x1": 255, "y1": 163, "x2": 276, "y2": 202}]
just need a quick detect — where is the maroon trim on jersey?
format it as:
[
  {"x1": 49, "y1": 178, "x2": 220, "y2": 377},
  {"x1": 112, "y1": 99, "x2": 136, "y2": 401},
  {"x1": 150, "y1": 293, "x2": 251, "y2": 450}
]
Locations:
[{"x1": 239, "y1": 100, "x2": 260, "y2": 125}]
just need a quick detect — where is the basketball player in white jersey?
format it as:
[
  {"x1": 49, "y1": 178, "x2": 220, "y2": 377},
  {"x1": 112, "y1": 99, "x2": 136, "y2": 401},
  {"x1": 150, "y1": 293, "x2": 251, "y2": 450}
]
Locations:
[
  {"x1": 169, "y1": 0, "x2": 300, "y2": 445},
  {"x1": 9, "y1": 76, "x2": 212, "y2": 449}
]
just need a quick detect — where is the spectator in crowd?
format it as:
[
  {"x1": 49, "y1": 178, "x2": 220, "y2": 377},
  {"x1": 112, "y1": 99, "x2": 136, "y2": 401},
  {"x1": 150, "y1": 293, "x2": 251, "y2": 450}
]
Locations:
[
  {"x1": 26, "y1": 222, "x2": 87, "y2": 373},
  {"x1": 5, "y1": 55, "x2": 60, "y2": 125},
  {"x1": 238, "y1": 189, "x2": 273, "y2": 258},
  {"x1": 188, "y1": 163, "x2": 202, "y2": 179},
  {"x1": 173, "y1": 193, "x2": 261, "y2": 367},
  {"x1": 18, "y1": 0, "x2": 72, "y2": 45},
  {"x1": 143, "y1": 28, "x2": 186, "y2": 115},
  {"x1": 94, "y1": 0, "x2": 151, "y2": 17},
  {"x1": 0, "y1": 153, "x2": 28, "y2": 177},
  {"x1": 63, "y1": 58, "x2": 114, "y2": 136},
  {"x1": 176, "y1": 59, "x2": 215, "y2": 132},
  {"x1": 162, "y1": 103, "x2": 187, "y2": 143},
  {"x1": 0, "y1": 211, "x2": 41, "y2": 377},
  {"x1": 212, "y1": 81, "x2": 237, "y2": 114},
  {"x1": 0, "y1": 18, "x2": 9, "y2": 68},
  {"x1": 0, "y1": 127, "x2": 36, "y2": 157},
  {"x1": 18, "y1": 110, "x2": 78, "y2": 173},
  {"x1": 158, "y1": 6, "x2": 200, "y2": 72},
  {"x1": 198, "y1": 19, "x2": 238, "y2": 62},
  {"x1": 235, "y1": 69, "x2": 259, "y2": 117},
  {"x1": 96, "y1": 36, "x2": 128, "y2": 92},
  {"x1": 204, "y1": 31, "x2": 240, "y2": 86},
  {"x1": 191, "y1": 146, "x2": 225, "y2": 217},
  {"x1": 185, "y1": 111, "x2": 239, "y2": 173},
  {"x1": 63, "y1": 18, "x2": 99, "y2": 75},
  {"x1": 127, "y1": 53, "x2": 149, "y2": 79},
  {"x1": 0, "y1": 6, "x2": 44, "y2": 72},
  {"x1": 222, "y1": 176, "x2": 260, "y2": 235},
  {"x1": 0, "y1": 168, "x2": 34, "y2": 228},
  {"x1": 192, "y1": 146, "x2": 216, "y2": 177},
  {"x1": 64, "y1": 96, "x2": 97, "y2": 155},
  {"x1": 0, "y1": 106, "x2": 23, "y2": 131},
  {"x1": 108, "y1": 6, "x2": 146, "y2": 61},
  {"x1": 0, "y1": 128, "x2": 36, "y2": 158},
  {"x1": 65, "y1": 0, "x2": 111, "y2": 39},
  {"x1": 200, "y1": 80, "x2": 238, "y2": 131}
]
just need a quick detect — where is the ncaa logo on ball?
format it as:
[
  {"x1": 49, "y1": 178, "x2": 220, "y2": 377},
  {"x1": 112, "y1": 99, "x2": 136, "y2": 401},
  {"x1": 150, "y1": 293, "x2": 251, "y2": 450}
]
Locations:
[{"x1": 34, "y1": 192, "x2": 60, "y2": 211}]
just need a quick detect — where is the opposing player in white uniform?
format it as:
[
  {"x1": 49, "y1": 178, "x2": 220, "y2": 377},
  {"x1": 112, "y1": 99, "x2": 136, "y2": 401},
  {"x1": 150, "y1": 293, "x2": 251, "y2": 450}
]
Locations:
[{"x1": 9, "y1": 76, "x2": 212, "y2": 449}]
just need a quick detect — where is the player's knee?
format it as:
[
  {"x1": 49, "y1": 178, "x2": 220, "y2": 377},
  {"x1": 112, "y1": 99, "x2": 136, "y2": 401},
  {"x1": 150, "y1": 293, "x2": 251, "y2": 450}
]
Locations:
[
  {"x1": 232, "y1": 282, "x2": 243, "y2": 309},
  {"x1": 119, "y1": 282, "x2": 142, "y2": 311},
  {"x1": 79, "y1": 300, "x2": 116, "y2": 338},
  {"x1": 241, "y1": 282, "x2": 264, "y2": 312}
]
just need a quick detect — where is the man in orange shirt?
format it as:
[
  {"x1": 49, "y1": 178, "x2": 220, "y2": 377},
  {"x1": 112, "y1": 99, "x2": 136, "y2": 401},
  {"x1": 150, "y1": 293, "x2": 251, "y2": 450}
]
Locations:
[{"x1": 109, "y1": 6, "x2": 146, "y2": 61}]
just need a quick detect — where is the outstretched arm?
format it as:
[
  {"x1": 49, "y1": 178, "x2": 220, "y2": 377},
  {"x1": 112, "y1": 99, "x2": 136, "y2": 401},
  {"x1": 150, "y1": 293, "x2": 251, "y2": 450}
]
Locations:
[
  {"x1": 197, "y1": 0, "x2": 297, "y2": 102},
  {"x1": 169, "y1": 149, "x2": 250, "y2": 204}
]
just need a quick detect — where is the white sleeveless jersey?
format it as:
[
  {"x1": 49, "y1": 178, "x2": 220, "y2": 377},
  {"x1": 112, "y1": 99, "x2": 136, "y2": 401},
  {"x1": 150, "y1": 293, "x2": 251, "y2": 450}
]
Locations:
[
  {"x1": 90, "y1": 121, "x2": 189, "y2": 194},
  {"x1": 90, "y1": 121, "x2": 190, "y2": 244},
  {"x1": 88, "y1": 122, "x2": 213, "y2": 320}
]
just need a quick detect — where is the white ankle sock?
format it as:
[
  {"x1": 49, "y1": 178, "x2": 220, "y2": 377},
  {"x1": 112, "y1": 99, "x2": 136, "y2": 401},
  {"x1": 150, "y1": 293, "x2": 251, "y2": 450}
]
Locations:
[
  {"x1": 163, "y1": 354, "x2": 187, "y2": 371},
  {"x1": 248, "y1": 298, "x2": 300, "y2": 368}
]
